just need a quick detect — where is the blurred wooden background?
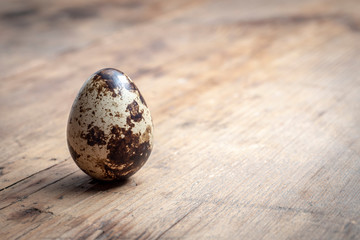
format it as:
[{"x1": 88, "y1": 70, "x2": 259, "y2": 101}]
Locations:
[{"x1": 1, "y1": 0, "x2": 360, "y2": 239}]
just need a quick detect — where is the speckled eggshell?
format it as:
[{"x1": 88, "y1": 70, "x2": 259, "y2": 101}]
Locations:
[{"x1": 67, "y1": 68, "x2": 153, "y2": 181}]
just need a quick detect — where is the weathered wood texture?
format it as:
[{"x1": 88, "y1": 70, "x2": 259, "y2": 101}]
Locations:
[{"x1": 1, "y1": 0, "x2": 360, "y2": 239}]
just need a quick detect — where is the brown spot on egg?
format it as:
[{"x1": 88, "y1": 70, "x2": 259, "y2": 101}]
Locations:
[
  {"x1": 126, "y1": 100, "x2": 143, "y2": 122},
  {"x1": 105, "y1": 125, "x2": 152, "y2": 178},
  {"x1": 114, "y1": 112, "x2": 122, "y2": 118},
  {"x1": 81, "y1": 125, "x2": 107, "y2": 146},
  {"x1": 107, "y1": 125, "x2": 137, "y2": 164},
  {"x1": 126, "y1": 116, "x2": 135, "y2": 128}
]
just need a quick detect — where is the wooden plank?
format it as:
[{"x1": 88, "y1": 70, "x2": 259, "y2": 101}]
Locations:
[
  {"x1": 0, "y1": 0, "x2": 203, "y2": 77},
  {"x1": 1, "y1": 0, "x2": 360, "y2": 239}
]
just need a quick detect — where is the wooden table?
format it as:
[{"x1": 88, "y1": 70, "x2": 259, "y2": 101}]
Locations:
[{"x1": 1, "y1": 0, "x2": 360, "y2": 239}]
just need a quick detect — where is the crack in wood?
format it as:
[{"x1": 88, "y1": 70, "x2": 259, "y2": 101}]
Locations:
[
  {"x1": 182, "y1": 197, "x2": 325, "y2": 216},
  {"x1": 14, "y1": 223, "x2": 41, "y2": 240},
  {"x1": 155, "y1": 203, "x2": 202, "y2": 240},
  {"x1": 134, "y1": 230, "x2": 148, "y2": 240}
]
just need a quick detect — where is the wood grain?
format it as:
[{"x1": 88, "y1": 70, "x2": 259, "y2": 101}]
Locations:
[{"x1": 1, "y1": 0, "x2": 360, "y2": 239}]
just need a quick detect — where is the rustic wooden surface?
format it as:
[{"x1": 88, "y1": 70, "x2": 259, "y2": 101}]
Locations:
[{"x1": 1, "y1": 0, "x2": 360, "y2": 239}]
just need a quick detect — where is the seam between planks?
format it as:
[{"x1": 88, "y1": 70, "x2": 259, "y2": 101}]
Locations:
[
  {"x1": 0, "y1": 169, "x2": 78, "y2": 211},
  {"x1": 0, "y1": 158, "x2": 70, "y2": 192}
]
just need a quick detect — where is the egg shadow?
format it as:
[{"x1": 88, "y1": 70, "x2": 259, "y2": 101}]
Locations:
[
  {"x1": 87, "y1": 177, "x2": 131, "y2": 191},
  {"x1": 42, "y1": 170, "x2": 137, "y2": 198}
]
